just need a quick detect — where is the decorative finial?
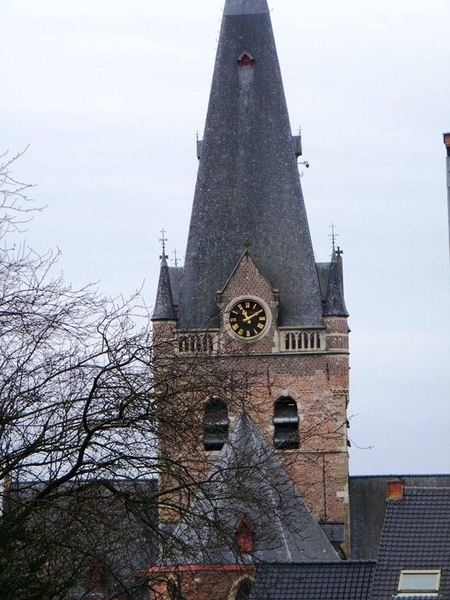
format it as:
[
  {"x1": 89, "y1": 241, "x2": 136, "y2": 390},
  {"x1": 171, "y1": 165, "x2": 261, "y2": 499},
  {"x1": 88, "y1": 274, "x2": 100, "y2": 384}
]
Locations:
[
  {"x1": 172, "y1": 249, "x2": 179, "y2": 267},
  {"x1": 329, "y1": 223, "x2": 338, "y2": 253},
  {"x1": 336, "y1": 246, "x2": 343, "y2": 258},
  {"x1": 243, "y1": 239, "x2": 251, "y2": 251},
  {"x1": 159, "y1": 228, "x2": 168, "y2": 260}
]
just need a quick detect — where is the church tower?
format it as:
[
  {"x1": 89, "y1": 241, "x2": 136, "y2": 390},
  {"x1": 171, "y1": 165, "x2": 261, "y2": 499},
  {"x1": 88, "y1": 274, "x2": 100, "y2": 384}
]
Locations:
[{"x1": 153, "y1": 0, "x2": 350, "y2": 556}]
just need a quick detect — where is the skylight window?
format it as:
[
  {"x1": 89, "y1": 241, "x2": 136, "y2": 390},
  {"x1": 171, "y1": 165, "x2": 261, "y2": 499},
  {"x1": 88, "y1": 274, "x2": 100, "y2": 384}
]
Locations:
[{"x1": 398, "y1": 570, "x2": 441, "y2": 595}]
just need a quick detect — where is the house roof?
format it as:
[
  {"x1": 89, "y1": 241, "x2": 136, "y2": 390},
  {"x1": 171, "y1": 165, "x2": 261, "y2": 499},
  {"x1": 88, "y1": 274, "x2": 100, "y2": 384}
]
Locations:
[
  {"x1": 370, "y1": 487, "x2": 450, "y2": 600},
  {"x1": 161, "y1": 413, "x2": 339, "y2": 565},
  {"x1": 349, "y1": 475, "x2": 450, "y2": 560},
  {"x1": 176, "y1": 0, "x2": 323, "y2": 329},
  {"x1": 249, "y1": 561, "x2": 375, "y2": 600}
]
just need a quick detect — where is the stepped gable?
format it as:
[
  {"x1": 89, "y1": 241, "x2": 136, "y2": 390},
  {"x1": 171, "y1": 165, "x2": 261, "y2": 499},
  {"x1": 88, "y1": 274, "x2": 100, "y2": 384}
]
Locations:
[
  {"x1": 177, "y1": 0, "x2": 323, "y2": 330},
  {"x1": 161, "y1": 413, "x2": 339, "y2": 565}
]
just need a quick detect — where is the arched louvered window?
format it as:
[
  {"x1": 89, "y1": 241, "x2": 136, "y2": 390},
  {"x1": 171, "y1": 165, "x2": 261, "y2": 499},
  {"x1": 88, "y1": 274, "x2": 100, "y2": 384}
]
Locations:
[
  {"x1": 203, "y1": 398, "x2": 229, "y2": 451},
  {"x1": 273, "y1": 396, "x2": 299, "y2": 449},
  {"x1": 235, "y1": 578, "x2": 252, "y2": 600}
]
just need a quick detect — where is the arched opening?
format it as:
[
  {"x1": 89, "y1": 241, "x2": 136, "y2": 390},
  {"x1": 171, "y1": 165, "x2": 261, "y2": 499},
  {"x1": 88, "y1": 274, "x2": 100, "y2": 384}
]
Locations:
[
  {"x1": 273, "y1": 396, "x2": 299, "y2": 449},
  {"x1": 234, "y1": 578, "x2": 252, "y2": 600},
  {"x1": 167, "y1": 578, "x2": 182, "y2": 600},
  {"x1": 203, "y1": 398, "x2": 229, "y2": 451}
]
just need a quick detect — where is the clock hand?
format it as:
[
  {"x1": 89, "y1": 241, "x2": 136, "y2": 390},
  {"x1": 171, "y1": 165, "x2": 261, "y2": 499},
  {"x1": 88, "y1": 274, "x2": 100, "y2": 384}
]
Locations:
[{"x1": 243, "y1": 309, "x2": 263, "y2": 323}]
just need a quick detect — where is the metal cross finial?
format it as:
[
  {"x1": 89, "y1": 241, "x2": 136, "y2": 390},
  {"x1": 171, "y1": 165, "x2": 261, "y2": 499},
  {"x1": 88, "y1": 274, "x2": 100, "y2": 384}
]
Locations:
[
  {"x1": 159, "y1": 229, "x2": 168, "y2": 260},
  {"x1": 172, "y1": 249, "x2": 179, "y2": 267},
  {"x1": 336, "y1": 246, "x2": 343, "y2": 257},
  {"x1": 243, "y1": 239, "x2": 251, "y2": 251},
  {"x1": 329, "y1": 223, "x2": 338, "y2": 252}
]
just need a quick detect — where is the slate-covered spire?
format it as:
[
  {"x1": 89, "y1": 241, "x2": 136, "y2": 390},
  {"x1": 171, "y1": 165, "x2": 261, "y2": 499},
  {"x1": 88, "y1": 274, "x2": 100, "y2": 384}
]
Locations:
[
  {"x1": 152, "y1": 250, "x2": 177, "y2": 322},
  {"x1": 319, "y1": 247, "x2": 349, "y2": 317},
  {"x1": 177, "y1": 0, "x2": 323, "y2": 329}
]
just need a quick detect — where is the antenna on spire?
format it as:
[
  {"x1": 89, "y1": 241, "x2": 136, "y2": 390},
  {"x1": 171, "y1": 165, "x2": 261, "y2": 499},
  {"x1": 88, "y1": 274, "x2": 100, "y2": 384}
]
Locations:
[{"x1": 159, "y1": 229, "x2": 168, "y2": 260}]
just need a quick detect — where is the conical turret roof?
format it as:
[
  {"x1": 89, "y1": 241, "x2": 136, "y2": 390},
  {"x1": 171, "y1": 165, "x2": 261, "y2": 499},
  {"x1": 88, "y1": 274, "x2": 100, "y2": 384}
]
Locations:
[
  {"x1": 152, "y1": 254, "x2": 177, "y2": 321},
  {"x1": 317, "y1": 248, "x2": 349, "y2": 317},
  {"x1": 177, "y1": 0, "x2": 323, "y2": 329}
]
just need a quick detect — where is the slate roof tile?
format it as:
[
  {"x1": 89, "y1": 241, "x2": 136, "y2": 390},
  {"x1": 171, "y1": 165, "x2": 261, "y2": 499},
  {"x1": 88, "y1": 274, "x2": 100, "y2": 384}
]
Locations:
[
  {"x1": 249, "y1": 561, "x2": 375, "y2": 600},
  {"x1": 161, "y1": 413, "x2": 339, "y2": 565},
  {"x1": 177, "y1": 0, "x2": 324, "y2": 329},
  {"x1": 370, "y1": 487, "x2": 450, "y2": 600}
]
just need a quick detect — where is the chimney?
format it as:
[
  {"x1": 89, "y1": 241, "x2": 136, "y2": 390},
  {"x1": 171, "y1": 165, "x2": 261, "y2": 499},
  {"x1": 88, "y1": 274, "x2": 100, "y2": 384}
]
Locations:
[{"x1": 386, "y1": 478, "x2": 405, "y2": 501}]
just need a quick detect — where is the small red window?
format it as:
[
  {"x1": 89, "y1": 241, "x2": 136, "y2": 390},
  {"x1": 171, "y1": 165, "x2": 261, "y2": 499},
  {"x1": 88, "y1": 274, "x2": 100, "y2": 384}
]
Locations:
[{"x1": 237, "y1": 51, "x2": 254, "y2": 69}]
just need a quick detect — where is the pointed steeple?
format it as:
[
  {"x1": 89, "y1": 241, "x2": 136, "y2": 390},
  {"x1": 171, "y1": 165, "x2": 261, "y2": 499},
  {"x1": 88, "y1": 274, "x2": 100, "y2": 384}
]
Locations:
[
  {"x1": 152, "y1": 252, "x2": 177, "y2": 321},
  {"x1": 152, "y1": 232, "x2": 180, "y2": 322},
  {"x1": 318, "y1": 247, "x2": 349, "y2": 317},
  {"x1": 177, "y1": 0, "x2": 323, "y2": 329}
]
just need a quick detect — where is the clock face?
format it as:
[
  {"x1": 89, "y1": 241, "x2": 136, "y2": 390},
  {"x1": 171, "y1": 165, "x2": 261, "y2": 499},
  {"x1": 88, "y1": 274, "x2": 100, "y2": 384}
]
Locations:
[{"x1": 228, "y1": 299, "x2": 267, "y2": 339}]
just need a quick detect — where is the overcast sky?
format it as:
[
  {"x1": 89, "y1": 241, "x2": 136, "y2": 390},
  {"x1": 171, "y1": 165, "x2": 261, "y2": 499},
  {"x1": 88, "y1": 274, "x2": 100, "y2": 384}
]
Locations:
[{"x1": 1, "y1": 0, "x2": 449, "y2": 476}]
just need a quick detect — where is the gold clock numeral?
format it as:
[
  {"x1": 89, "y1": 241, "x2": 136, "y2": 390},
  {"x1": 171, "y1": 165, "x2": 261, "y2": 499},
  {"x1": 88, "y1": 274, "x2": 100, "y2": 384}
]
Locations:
[
  {"x1": 257, "y1": 323, "x2": 264, "y2": 330},
  {"x1": 232, "y1": 323, "x2": 239, "y2": 331},
  {"x1": 246, "y1": 331, "x2": 251, "y2": 337},
  {"x1": 245, "y1": 301, "x2": 250, "y2": 308},
  {"x1": 238, "y1": 328, "x2": 244, "y2": 336}
]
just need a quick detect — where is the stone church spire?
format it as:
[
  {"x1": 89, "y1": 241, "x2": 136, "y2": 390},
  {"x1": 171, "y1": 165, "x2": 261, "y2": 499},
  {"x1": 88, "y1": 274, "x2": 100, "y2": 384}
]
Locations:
[{"x1": 177, "y1": 0, "x2": 323, "y2": 330}]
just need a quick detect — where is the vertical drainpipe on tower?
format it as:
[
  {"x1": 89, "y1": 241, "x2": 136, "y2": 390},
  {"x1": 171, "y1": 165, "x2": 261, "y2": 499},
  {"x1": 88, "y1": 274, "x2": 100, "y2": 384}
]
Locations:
[{"x1": 443, "y1": 133, "x2": 450, "y2": 264}]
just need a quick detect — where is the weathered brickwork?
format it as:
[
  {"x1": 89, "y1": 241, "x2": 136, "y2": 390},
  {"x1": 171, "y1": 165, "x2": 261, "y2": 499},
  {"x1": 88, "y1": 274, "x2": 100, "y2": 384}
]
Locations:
[
  {"x1": 148, "y1": 566, "x2": 254, "y2": 600},
  {"x1": 156, "y1": 255, "x2": 351, "y2": 556}
]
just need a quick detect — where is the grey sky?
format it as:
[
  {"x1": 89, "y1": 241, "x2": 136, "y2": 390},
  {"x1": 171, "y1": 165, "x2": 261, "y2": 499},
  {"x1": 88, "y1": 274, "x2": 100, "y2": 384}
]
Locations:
[{"x1": 1, "y1": 0, "x2": 449, "y2": 475}]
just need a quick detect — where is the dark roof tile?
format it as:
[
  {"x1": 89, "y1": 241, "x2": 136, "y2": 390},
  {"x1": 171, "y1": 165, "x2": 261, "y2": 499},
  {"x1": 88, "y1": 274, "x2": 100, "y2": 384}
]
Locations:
[
  {"x1": 249, "y1": 561, "x2": 375, "y2": 600},
  {"x1": 161, "y1": 413, "x2": 339, "y2": 565},
  {"x1": 370, "y1": 487, "x2": 450, "y2": 600}
]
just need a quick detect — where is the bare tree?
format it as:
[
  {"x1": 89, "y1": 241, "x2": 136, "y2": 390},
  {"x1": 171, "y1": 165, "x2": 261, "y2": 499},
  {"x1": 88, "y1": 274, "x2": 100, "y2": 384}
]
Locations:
[
  {"x1": 0, "y1": 152, "x2": 253, "y2": 599},
  {"x1": 0, "y1": 151, "x2": 162, "y2": 598},
  {"x1": 0, "y1": 153, "x2": 345, "y2": 600}
]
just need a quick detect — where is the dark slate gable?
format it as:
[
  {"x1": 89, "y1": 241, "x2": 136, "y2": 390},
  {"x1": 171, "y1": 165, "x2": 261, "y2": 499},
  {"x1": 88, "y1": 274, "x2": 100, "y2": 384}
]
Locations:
[
  {"x1": 249, "y1": 561, "x2": 375, "y2": 600},
  {"x1": 161, "y1": 413, "x2": 339, "y2": 565},
  {"x1": 177, "y1": 0, "x2": 323, "y2": 329},
  {"x1": 370, "y1": 487, "x2": 450, "y2": 600}
]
